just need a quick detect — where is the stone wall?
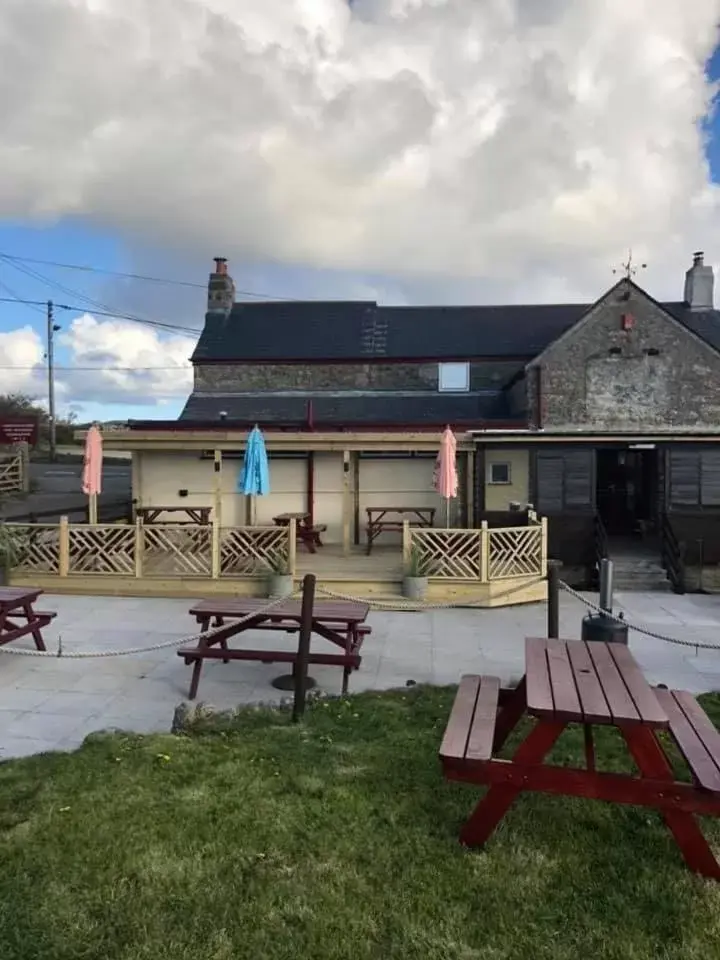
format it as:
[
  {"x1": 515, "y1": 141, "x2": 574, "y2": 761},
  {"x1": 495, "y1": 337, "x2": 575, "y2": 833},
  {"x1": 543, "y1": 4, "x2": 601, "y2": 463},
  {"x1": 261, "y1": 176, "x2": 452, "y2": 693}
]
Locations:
[
  {"x1": 193, "y1": 361, "x2": 514, "y2": 393},
  {"x1": 526, "y1": 278, "x2": 720, "y2": 431}
]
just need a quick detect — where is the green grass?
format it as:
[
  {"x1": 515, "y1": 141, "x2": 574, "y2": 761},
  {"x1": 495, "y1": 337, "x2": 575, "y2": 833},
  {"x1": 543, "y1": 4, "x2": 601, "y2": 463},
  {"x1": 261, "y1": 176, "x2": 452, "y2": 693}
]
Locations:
[{"x1": 1, "y1": 689, "x2": 720, "y2": 960}]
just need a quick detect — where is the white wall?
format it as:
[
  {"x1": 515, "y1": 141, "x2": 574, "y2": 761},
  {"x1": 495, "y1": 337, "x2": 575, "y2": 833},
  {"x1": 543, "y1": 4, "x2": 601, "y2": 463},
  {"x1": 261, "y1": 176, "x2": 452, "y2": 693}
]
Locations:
[{"x1": 358, "y1": 456, "x2": 463, "y2": 544}]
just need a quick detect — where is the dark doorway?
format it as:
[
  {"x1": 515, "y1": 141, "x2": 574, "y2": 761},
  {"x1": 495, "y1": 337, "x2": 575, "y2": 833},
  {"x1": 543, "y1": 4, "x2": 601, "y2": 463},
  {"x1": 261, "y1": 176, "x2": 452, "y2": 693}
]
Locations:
[{"x1": 596, "y1": 447, "x2": 658, "y2": 536}]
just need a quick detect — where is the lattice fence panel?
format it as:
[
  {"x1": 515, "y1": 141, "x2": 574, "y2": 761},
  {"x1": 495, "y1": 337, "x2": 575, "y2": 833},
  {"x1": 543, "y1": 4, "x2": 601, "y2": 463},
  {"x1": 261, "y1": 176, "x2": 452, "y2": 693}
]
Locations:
[
  {"x1": 142, "y1": 525, "x2": 212, "y2": 577},
  {"x1": 220, "y1": 526, "x2": 289, "y2": 576},
  {"x1": 0, "y1": 453, "x2": 23, "y2": 494},
  {"x1": 2, "y1": 524, "x2": 60, "y2": 573},
  {"x1": 68, "y1": 524, "x2": 136, "y2": 575},
  {"x1": 410, "y1": 529, "x2": 483, "y2": 580},
  {"x1": 488, "y1": 525, "x2": 543, "y2": 580}
]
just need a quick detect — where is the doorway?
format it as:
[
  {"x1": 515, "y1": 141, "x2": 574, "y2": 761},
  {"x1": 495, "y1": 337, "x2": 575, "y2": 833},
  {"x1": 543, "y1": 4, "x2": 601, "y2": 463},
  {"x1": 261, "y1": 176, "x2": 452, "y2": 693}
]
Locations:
[{"x1": 596, "y1": 447, "x2": 658, "y2": 537}]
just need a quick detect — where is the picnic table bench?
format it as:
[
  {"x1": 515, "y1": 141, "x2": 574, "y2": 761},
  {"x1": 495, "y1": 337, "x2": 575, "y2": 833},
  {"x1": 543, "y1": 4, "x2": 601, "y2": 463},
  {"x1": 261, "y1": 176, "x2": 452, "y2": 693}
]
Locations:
[
  {"x1": 0, "y1": 587, "x2": 56, "y2": 651},
  {"x1": 272, "y1": 512, "x2": 327, "y2": 553},
  {"x1": 178, "y1": 597, "x2": 370, "y2": 700},
  {"x1": 365, "y1": 506, "x2": 435, "y2": 554},
  {"x1": 440, "y1": 637, "x2": 720, "y2": 880},
  {"x1": 136, "y1": 506, "x2": 211, "y2": 524}
]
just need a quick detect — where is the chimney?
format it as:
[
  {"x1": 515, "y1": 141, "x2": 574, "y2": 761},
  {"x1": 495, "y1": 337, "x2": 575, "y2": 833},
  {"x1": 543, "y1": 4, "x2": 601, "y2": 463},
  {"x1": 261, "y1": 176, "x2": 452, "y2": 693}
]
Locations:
[
  {"x1": 684, "y1": 251, "x2": 714, "y2": 311},
  {"x1": 207, "y1": 257, "x2": 235, "y2": 315}
]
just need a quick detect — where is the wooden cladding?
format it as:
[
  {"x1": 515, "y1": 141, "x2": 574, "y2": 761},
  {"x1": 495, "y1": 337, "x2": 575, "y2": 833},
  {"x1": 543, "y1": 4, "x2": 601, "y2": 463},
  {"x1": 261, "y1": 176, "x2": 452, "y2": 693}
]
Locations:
[
  {"x1": 535, "y1": 449, "x2": 595, "y2": 514},
  {"x1": 668, "y1": 449, "x2": 720, "y2": 508}
]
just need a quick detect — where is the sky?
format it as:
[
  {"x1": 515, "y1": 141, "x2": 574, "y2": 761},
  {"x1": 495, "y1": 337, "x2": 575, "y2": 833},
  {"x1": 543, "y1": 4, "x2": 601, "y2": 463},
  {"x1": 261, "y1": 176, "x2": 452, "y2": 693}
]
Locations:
[{"x1": 0, "y1": 0, "x2": 719, "y2": 422}]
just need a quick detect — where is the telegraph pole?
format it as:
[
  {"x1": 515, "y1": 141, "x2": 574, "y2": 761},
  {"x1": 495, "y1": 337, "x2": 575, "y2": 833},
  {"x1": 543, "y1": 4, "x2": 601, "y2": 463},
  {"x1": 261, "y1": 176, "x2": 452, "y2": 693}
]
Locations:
[{"x1": 47, "y1": 299, "x2": 57, "y2": 461}]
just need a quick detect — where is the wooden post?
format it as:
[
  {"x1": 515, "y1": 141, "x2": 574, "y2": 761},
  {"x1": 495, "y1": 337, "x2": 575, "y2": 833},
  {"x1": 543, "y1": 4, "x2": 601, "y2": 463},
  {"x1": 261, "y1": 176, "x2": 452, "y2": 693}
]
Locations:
[
  {"x1": 130, "y1": 451, "x2": 141, "y2": 520},
  {"x1": 19, "y1": 442, "x2": 30, "y2": 494},
  {"x1": 352, "y1": 453, "x2": 360, "y2": 546},
  {"x1": 211, "y1": 517, "x2": 220, "y2": 579},
  {"x1": 342, "y1": 450, "x2": 351, "y2": 556},
  {"x1": 479, "y1": 520, "x2": 489, "y2": 582},
  {"x1": 288, "y1": 518, "x2": 297, "y2": 575},
  {"x1": 540, "y1": 516, "x2": 548, "y2": 577},
  {"x1": 212, "y1": 449, "x2": 223, "y2": 529},
  {"x1": 547, "y1": 560, "x2": 561, "y2": 638},
  {"x1": 134, "y1": 516, "x2": 144, "y2": 578},
  {"x1": 58, "y1": 515, "x2": 70, "y2": 577},
  {"x1": 293, "y1": 573, "x2": 316, "y2": 723},
  {"x1": 465, "y1": 450, "x2": 474, "y2": 527},
  {"x1": 402, "y1": 520, "x2": 412, "y2": 568},
  {"x1": 306, "y1": 452, "x2": 315, "y2": 527}
]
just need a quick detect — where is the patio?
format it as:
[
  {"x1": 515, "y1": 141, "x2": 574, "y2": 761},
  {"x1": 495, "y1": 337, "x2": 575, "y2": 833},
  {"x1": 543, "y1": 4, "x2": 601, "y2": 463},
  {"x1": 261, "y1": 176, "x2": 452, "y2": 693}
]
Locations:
[{"x1": 1, "y1": 589, "x2": 719, "y2": 760}]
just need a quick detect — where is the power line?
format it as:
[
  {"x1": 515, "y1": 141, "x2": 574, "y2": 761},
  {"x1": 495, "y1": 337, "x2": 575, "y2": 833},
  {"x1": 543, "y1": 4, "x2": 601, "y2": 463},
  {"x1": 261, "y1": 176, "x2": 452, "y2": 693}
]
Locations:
[
  {"x1": 0, "y1": 296, "x2": 199, "y2": 334},
  {"x1": 0, "y1": 255, "x2": 199, "y2": 332},
  {"x1": 0, "y1": 365, "x2": 192, "y2": 371},
  {"x1": 0, "y1": 251, "x2": 306, "y2": 301}
]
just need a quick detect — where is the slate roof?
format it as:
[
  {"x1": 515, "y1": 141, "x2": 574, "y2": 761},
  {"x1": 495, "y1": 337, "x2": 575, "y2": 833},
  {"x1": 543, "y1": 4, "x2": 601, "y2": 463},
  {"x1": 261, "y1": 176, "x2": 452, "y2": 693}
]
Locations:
[
  {"x1": 177, "y1": 391, "x2": 518, "y2": 427},
  {"x1": 190, "y1": 299, "x2": 720, "y2": 363}
]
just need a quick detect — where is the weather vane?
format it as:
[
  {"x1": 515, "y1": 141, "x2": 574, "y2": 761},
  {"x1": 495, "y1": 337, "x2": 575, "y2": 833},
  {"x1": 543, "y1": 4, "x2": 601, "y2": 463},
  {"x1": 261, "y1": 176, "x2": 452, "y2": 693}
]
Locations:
[{"x1": 612, "y1": 248, "x2": 647, "y2": 279}]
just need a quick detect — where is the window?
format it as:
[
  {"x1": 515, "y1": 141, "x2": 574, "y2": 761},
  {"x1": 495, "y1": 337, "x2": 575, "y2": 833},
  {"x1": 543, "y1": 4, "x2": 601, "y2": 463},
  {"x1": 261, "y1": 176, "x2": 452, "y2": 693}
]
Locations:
[
  {"x1": 438, "y1": 362, "x2": 470, "y2": 392},
  {"x1": 488, "y1": 462, "x2": 511, "y2": 485}
]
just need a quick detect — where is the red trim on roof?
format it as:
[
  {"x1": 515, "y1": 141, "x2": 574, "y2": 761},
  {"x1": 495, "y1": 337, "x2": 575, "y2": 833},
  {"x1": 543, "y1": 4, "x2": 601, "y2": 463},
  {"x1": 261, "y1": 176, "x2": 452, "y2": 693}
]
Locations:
[{"x1": 128, "y1": 419, "x2": 528, "y2": 432}]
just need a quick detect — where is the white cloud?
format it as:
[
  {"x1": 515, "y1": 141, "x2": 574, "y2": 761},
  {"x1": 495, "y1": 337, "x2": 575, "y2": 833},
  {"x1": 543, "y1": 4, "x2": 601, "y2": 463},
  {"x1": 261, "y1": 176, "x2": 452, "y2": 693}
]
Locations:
[
  {"x1": 0, "y1": 314, "x2": 195, "y2": 409},
  {"x1": 0, "y1": 0, "x2": 718, "y2": 301}
]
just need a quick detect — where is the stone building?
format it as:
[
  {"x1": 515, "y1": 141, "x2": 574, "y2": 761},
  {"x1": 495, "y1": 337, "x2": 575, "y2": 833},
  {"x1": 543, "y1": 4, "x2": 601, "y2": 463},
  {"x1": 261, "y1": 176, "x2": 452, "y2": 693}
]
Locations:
[{"x1": 119, "y1": 252, "x2": 720, "y2": 588}]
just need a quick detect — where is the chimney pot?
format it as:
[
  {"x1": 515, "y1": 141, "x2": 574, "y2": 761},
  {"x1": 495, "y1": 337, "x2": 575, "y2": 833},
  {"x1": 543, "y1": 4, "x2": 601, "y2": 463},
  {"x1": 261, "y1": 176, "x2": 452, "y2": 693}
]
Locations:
[
  {"x1": 693, "y1": 251, "x2": 704, "y2": 266},
  {"x1": 213, "y1": 257, "x2": 228, "y2": 276}
]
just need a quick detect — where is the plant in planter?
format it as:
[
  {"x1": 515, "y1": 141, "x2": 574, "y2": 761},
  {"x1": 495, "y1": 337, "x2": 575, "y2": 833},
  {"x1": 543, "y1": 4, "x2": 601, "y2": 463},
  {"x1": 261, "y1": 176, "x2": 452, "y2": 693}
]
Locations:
[
  {"x1": 267, "y1": 555, "x2": 294, "y2": 599},
  {"x1": 402, "y1": 545, "x2": 428, "y2": 601},
  {"x1": 0, "y1": 523, "x2": 21, "y2": 587}
]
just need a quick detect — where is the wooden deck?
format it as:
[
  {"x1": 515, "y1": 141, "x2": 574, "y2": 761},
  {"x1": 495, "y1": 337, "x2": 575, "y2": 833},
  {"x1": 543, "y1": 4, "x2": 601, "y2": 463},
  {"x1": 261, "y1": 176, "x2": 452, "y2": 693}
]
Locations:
[{"x1": 295, "y1": 544, "x2": 403, "y2": 581}]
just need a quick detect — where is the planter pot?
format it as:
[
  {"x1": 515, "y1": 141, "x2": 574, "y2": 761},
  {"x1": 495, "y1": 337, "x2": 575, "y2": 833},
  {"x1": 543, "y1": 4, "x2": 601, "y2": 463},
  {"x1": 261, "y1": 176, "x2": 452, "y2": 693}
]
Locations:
[
  {"x1": 268, "y1": 574, "x2": 294, "y2": 599},
  {"x1": 402, "y1": 576, "x2": 428, "y2": 602}
]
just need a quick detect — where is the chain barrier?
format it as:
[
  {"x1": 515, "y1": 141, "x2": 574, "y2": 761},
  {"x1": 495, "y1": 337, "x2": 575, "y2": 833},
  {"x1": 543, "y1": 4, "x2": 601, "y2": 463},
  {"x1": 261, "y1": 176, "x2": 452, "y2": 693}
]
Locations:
[
  {"x1": 559, "y1": 580, "x2": 720, "y2": 652},
  {"x1": 0, "y1": 589, "x2": 304, "y2": 659}
]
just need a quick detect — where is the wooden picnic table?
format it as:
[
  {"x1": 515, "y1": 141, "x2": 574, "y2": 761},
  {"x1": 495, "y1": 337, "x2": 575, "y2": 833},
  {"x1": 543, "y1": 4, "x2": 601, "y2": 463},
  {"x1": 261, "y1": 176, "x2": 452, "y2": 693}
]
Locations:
[
  {"x1": 178, "y1": 597, "x2": 371, "y2": 700},
  {"x1": 365, "y1": 506, "x2": 435, "y2": 554},
  {"x1": 0, "y1": 587, "x2": 56, "y2": 650},
  {"x1": 440, "y1": 636, "x2": 720, "y2": 880},
  {"x1": 136, "y1": 506, "x2": 211, "y2": 525},
  {"x1": 272, "y1": 512, "x2": 327, "y2": 553}
]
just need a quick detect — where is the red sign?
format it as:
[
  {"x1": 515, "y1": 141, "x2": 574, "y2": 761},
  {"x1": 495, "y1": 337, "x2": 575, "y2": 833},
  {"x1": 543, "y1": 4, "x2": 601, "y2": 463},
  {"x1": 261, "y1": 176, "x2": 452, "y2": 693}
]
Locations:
[{"x1": 0, "y1": 419, "x2": 39, "y2": 445}]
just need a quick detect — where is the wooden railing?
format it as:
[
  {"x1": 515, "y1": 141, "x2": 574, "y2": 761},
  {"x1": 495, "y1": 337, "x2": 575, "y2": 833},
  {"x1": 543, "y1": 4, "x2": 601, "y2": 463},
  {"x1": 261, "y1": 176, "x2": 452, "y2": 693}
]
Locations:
[
  {"x1": 404, "y1": 515, "x2": 547, "y2": 581},
  {"x1": 660, "y1": 512, "x2": 685, "y2": 594},
  {"x1": 0, "y1": 517, "x2": 296, "y2": 579},
  {"x1": 0, "y1": 448, "x2": 27, "y2": 495}
]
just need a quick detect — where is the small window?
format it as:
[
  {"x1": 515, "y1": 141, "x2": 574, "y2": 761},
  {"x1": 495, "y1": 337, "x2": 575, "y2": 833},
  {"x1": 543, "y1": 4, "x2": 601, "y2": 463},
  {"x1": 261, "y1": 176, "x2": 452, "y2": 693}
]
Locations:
[
  {"x1": 488, "y1": 462, "x2": 511, "y2": 484},
  {"x1": 438, "y1": 362, "x2": 470, "y2": 392}
]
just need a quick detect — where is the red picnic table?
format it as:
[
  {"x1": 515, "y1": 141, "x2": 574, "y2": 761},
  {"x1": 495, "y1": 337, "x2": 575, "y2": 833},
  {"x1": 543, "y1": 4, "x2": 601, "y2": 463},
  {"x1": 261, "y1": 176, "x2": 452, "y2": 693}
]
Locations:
[
  {"x1": 178, "y1": 597, "x2": 371, "y2": 700},
  {"x1": 0, "y1": 587, "x2": 56, "y2": 650},
  {"x1": 440, "y1": 636, "x2": 720, "y2": 880}
]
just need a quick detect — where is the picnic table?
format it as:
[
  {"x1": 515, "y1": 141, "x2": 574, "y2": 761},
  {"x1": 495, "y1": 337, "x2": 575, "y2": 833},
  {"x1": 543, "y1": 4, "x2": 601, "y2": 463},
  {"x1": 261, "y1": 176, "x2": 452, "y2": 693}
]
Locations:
[
  {"x1": 272, "y1": 512, "x2": 327, "y2": 553},
  {"x1": 365, "y1": 506, "x2": 435, "y2": 554},
  {"x1": 178, "y1": 597, "x2": 371, "y2": 700},
  {"x1": 0, "y1": 587, "x2": 56, "y2": 650},
  {"x1": 136, "y1": 506, "x2": 211, "y2": 524},
  {"x1": 440, "y1": 636, "x2": 720, "y2": 880}
]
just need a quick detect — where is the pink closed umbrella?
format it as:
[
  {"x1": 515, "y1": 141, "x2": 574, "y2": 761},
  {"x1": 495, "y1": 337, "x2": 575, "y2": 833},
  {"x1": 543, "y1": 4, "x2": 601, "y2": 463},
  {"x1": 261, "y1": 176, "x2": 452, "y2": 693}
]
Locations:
[
  {"x1": 82, "y1": 424, "x2": 103, "y2": 524},
  {"x1": 433, "y1": 425, "x2": 458, "y2": 527}
]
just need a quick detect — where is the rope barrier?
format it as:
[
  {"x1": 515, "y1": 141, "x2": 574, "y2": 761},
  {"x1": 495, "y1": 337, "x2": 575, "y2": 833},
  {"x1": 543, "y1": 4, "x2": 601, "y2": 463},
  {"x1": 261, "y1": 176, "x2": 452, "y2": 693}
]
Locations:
[
  {"x1": 0, "y1": 589, "x2": 303, "y2": 658},
  {"x1": 558, "y1": 580, "x2": 720, "y2": 652}
]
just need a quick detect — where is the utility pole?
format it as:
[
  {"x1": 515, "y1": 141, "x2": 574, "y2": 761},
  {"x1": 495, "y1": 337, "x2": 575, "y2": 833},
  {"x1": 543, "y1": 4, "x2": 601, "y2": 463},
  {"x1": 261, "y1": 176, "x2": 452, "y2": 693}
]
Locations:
[{"x1": 47, "y1": 299, "x2": 59, "y2": 462}]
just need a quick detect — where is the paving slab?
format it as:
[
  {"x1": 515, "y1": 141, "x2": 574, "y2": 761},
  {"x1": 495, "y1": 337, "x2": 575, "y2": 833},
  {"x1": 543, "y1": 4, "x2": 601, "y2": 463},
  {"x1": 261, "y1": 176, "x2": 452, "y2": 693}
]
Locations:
[{"x1": 0, "y1": 589, "x2": 719, "y2": 760}]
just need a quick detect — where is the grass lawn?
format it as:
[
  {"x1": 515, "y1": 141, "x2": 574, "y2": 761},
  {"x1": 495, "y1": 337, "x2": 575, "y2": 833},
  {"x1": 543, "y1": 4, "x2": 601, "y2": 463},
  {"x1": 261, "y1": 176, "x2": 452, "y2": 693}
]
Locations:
[{"x1": 1, "y1": 687, "x2": 720, "y2": 960}]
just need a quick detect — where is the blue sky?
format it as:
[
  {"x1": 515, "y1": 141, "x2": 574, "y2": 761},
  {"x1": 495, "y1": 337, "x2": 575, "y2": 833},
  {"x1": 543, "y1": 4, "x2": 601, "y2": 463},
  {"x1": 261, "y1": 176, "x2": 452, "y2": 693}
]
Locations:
[{"x1": 1, "y1": 26, "x2": 719, "y2": 424}]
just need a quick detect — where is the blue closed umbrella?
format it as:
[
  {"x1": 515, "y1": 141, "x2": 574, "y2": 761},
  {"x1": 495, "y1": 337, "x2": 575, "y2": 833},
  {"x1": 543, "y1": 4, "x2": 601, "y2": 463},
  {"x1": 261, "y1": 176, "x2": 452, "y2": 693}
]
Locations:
[{"x1": 238, "y1": 425, "x2": 270, "y2": 496}]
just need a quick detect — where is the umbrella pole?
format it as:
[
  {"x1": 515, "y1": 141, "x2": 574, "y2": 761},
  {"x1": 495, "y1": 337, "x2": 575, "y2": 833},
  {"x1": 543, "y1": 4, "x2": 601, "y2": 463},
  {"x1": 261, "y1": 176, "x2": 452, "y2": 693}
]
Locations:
[
  {"x1": 446, "y1": 499, "x2": 450, "y2": 529},
  {"x1": 88, "y1": 493, "x2": 97, "y2": 525}
]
